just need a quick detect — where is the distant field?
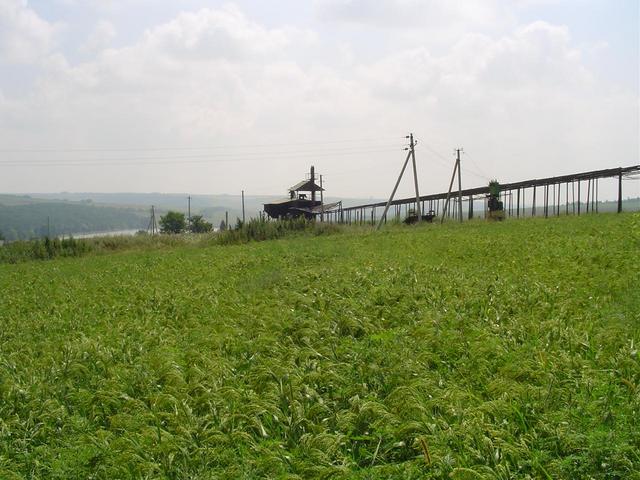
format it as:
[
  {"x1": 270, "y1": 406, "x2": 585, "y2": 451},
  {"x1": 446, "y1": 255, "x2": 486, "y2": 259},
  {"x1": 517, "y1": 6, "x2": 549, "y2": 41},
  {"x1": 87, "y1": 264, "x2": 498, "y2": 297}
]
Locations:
[{"x1": 0, "y1": 214, "x2": 638, "y2": 478}]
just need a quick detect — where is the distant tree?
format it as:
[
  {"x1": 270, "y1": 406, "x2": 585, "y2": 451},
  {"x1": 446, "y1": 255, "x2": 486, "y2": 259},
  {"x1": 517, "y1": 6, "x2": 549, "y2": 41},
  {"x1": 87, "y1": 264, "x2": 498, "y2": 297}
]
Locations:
[
  {"x1": 160, "y1": 211, "x2": 186, "y2": 234},
  {"x1": 219, "y1": 220, "x2": 226, "y2": 231},
  {"x1": 189, "y1": 215, "x2": 213, "y2": 233}
]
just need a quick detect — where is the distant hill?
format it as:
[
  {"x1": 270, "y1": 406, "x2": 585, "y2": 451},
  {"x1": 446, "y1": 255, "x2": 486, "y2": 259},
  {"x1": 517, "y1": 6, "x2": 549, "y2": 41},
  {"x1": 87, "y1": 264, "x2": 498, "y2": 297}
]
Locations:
[
  {"x1": 23, "y1": 193, "x2": 384, "y2": 228},
  {"x1": 0, "y1": 200, "x2": 149, "y2": 241},
  {"x1": 0, "y1": 192, "x2": 385, "y2": 240}
]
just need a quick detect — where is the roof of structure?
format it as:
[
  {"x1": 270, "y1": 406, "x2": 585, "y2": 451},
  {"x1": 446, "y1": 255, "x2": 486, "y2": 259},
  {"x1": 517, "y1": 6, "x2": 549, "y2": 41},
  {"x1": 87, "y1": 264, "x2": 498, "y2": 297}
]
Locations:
[
  {"x1": 288, "y1": 179, "x2": 324, "y2": 192},
  {"x1": 291, "y1": 201, "x2": 342, "y2": 214}
]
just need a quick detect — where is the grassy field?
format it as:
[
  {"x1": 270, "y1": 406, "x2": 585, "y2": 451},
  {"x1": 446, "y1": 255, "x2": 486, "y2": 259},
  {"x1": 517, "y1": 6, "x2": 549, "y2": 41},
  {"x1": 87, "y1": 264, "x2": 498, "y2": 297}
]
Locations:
[{"x1": 0, "y1": 214, "x2": 639, "y2": 479}]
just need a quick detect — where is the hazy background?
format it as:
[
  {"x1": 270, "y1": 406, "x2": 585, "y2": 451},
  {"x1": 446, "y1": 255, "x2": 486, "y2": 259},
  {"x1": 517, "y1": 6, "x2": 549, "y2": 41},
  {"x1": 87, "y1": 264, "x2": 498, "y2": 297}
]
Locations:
[{"x1": 0, "y1": 0, "x2": 638, "y2": 201}]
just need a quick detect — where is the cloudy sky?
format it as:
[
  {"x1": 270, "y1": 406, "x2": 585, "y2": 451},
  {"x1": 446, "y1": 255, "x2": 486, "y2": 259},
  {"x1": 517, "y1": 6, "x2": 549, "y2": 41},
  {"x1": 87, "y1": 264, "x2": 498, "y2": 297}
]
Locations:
[{"x1": 0, "y1": 0, "x2": 638, "y2": 198}]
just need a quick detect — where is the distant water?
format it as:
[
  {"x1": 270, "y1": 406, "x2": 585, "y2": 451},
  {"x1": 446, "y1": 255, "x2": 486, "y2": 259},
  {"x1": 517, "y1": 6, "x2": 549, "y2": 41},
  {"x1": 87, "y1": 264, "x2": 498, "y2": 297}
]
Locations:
[{"x1": 68, "y1": 229, "x2": 141, "y2": 239}]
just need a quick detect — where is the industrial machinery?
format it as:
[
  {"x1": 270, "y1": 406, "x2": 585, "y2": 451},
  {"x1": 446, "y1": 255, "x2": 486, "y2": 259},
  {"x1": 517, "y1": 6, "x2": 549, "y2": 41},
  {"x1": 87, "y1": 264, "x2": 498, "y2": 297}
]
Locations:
[
  {"x1": 404, "y1": 209, "x2": 436, "y2": 224},
  {"x1": 487, "y1": 180, "x2": 505, "y2": 220}
]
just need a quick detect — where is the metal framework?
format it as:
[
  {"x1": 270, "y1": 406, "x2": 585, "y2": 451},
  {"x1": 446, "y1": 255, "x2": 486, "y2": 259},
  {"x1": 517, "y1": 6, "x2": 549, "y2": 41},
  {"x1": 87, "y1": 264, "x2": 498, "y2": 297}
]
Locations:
[{"x1": 320, "y1": 165, "x2": 639, "y2": 225}]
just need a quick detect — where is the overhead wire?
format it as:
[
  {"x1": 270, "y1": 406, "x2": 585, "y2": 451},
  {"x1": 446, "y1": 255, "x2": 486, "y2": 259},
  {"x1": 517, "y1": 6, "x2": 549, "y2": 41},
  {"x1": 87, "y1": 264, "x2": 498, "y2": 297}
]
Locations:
[
  {"x1": 0, "y1": 146, "x2": 402, "y2": 167},
  {"x1": 0, "y1": 136, "x2": 403, "y2": 154},
  {"x1": 462, "y1": 151, "x2": 491, "y2": 182}
]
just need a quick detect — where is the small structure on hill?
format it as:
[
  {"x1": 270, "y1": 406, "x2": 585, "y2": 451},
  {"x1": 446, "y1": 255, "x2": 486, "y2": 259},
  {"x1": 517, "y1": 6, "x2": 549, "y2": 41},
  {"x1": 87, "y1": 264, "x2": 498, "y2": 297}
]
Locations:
[{"x1": 264, "y1": 166, "x2": 341, "y2": 219}]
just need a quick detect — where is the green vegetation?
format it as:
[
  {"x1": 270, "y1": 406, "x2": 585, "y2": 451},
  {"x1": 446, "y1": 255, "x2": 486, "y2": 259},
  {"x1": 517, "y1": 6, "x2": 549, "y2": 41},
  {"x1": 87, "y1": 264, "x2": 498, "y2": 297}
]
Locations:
[
  {"x1": 189, "y1": 215, "x2": 213, "y2": 234},
  {"x1": 0, "y1": 218, "x2": 343, "y2": 264},
  {"x1": 160, "y1": 211, "x2": 188, "y2": 234},
  {"x1": 0, "y1": 214, "x2": 638, "y2": 478}
]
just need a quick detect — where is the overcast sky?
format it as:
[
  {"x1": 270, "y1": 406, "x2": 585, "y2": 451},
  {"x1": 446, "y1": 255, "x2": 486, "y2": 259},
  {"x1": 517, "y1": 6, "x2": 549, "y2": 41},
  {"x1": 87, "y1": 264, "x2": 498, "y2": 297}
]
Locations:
[{"x1": 0, "y1": 0, "x2": 638, "y2": 198}]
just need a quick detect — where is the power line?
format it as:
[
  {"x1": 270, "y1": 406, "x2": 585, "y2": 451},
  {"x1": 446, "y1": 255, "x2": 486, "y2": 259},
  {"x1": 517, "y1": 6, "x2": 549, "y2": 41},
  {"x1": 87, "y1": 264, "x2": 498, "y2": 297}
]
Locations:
[
  {"x1": 0, "y1": 147, "x2": 401, "y2": 167},
  {"x1": 463, "y1": 151, "x2": 491, "y2": 181},
  {"x1": 0, "y1": 137, "x2": 403, "y2": 154}
]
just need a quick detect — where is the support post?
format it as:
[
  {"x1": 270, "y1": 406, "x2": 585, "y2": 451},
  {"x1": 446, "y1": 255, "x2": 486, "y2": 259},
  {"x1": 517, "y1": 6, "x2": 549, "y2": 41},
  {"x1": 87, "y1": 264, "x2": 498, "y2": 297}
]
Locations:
[
  {"x1": 441, "y1": 150, "x2": 460, "y2": 224},
  {"x1": 578, "y1": 181, "x2": 581, "y2": 215},
  {"x1": 618, "y1": 171, "x2": 623, "y2": 213},
  {"x1": 532, "y1": 186, "x2": 537, "y2": 216},
  {"x1": 377, "y1": 148, "x2": 412, "y2": 230}
]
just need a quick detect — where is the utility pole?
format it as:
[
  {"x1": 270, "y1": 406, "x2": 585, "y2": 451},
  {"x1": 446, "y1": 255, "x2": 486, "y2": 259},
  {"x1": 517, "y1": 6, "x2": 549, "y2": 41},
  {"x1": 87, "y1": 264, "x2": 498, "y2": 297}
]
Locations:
[
  {"x1": 376, "y1": 133, "x2": 421, "y2": 229},
  {"x1": 241, "y1": 190, "x2": 245, "y2": 224},
  {"x1": 148, "y1": 205, "x2": 157, "y2": 235},
  {"x1": 456, "y1": 149, "x2": 463, "y2": 222},
  {"x1": 225, "y1": 211, "x2": 229, "y2": 230},
  {"x1": 320, "y1": 174, "x2": 324, "y2": 222},
  {"x1": 376, "y1": 135, "x2": 415, "y2": 230},
  {"x1": 188, "y1": 196, "x2": 191, "y2": 229},
  {"x1": 409, "y1": 134, "x2": 421, "y2": 221},
  {"x1": 441, "y1": 148, "x2": 463, "y2": 223}
]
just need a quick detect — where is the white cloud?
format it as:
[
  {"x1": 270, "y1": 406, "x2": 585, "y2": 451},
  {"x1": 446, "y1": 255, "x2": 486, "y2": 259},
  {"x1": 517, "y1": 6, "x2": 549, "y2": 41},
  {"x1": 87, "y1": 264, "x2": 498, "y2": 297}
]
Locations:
[
  {"x1": 0, "y1": 3, "x2": 637, "y2": 196},
  {"x1": 82, "y1": 19, "x2": 116, "y2": 53},
  {"x1": 0, "y1": 0, "x2": 58, "y2": 63},
  {"x1": 315, "y1": 0, "x2": 501, "y2": 28},
  {"x1": 139, "y1": 5, "x2": 298, "y2": 62}
]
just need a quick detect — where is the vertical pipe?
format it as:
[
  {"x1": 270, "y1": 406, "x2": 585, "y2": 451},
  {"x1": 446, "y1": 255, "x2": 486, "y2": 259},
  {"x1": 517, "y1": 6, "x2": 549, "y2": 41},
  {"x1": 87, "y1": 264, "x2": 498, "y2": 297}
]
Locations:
[
  {"x1": 517, "y1": 188, "x2": 520, "y2": 218},
  {"x1": 532, "y1": 186, "x2": 537, "y2": 216}
]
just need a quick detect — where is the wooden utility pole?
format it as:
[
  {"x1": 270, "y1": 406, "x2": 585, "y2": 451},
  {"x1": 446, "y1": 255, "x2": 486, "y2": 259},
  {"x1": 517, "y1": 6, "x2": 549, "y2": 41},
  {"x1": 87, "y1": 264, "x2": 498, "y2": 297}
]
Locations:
[
  {"x1": 241, "y1": 190, "x2": 245, "y2": 224},
  {"x1": 441, "y1": 148, "x2": 463, "y2": 223},
  {"x1": 376, "y1": 135, "x2": 416, "y2": 230},
  {"x1": 320, "y1": 174, "x2": 324, "y2": 222}
]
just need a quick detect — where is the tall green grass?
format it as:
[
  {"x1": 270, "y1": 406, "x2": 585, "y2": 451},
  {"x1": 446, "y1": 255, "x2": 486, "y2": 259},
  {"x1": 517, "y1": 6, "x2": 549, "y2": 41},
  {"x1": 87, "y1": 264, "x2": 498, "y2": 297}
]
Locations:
[
  {"x1": 0, "y1": 213, "x2": 638, "y2": 478},
  {"x1": 0, "y1": 218, "x2": 345, "y2": 264}
]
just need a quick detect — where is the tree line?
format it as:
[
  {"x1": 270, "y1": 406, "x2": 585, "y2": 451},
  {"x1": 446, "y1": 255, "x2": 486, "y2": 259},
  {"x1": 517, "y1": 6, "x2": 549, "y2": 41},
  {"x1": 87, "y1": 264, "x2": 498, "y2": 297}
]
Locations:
[{"x1": 159, "y1": 211, "x2": 226, "y2": 234}]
